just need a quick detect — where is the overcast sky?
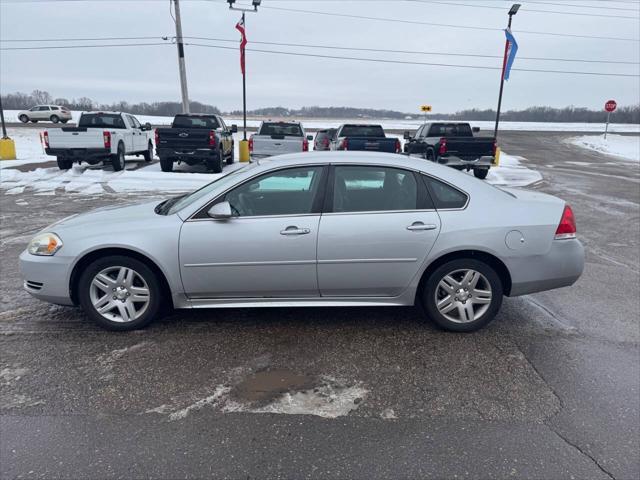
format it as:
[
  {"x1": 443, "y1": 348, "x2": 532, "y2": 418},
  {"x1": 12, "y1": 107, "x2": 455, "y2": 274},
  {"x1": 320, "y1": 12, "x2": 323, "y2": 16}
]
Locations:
[{"x1": 1, "y1": 0, "x2": 639, "y2": 113}]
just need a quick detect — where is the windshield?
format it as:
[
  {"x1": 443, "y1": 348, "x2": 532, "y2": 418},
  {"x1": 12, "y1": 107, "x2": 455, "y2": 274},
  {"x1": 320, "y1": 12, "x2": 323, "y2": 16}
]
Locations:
[
  {"x1": 158, "y1": 164, "x2": 256, "y2": 215},
  {"x1": 258, "y1": 123, "x2": 303, "y2": 136},
  {"x1": 172, "y1": 115, "x2": 220, "y2": 129},
  {"x1": 78, "y1": 113, "x2": 126, "y2": 129},
  {"x1": 339, "y1": 125, "x2": 385, "y2": 137}
]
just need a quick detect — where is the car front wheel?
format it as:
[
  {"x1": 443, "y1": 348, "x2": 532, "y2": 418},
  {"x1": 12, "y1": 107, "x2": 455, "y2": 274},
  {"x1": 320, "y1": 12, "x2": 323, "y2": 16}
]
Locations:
[
  {"x1": 422, "y1": 258, "x2": 503, "y2": 332},
  {"x1": 78, "y1": 256, "x2": 162, "y2": 331},
  {"x1": 19, "y1": 115, "x2": 29, "y2": 123}
]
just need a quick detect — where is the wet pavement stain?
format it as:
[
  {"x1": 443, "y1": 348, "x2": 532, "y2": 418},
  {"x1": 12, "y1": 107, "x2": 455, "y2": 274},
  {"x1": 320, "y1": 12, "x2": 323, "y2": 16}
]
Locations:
[{"x1": 231, "y1": 369, "x2": 316, "y2": 405}]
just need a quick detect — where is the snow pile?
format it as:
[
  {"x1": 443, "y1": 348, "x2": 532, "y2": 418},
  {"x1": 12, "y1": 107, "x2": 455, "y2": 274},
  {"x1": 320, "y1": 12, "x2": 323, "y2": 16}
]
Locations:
[
  {"x1": 569, "y1": 134, "x2": 639, "y2": 162},
  {"x1": 484, "y1": 153, "x2": 543, "y2": 187}
]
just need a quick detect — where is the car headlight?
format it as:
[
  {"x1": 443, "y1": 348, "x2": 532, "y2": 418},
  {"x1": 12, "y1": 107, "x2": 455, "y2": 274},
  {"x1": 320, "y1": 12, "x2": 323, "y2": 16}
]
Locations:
[{"x1": 28, "y1": 233, "x2": 63, "y2": 256}]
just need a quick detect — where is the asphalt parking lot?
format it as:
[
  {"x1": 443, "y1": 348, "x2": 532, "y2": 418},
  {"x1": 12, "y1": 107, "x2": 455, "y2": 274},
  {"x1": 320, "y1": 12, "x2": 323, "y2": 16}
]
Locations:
[{"x1": 1, "y1": 131, "x2": 638, "y2": 479}]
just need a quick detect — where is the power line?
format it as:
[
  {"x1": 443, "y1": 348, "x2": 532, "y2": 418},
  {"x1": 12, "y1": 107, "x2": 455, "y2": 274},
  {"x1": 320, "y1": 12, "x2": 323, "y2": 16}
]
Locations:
[
  {"x1": 259, "y1": 5, "x2": 640, "y2": 42},
  {"x1": 5, "y1": 35, "x2": 638, "y2": 65},
  {"x1": 522, "y1": 1, "x2": 640, "y2": 12},
  {"x1": 186, "y1": 42, "x2": 640, "y2": 77},
  {"x1": 0, "y1": 42, "x2": 169, "y2": 50}
]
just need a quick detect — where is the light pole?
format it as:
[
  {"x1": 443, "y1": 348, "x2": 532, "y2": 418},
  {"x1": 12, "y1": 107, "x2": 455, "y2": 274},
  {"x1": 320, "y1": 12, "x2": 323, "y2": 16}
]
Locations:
[
  {"x1": 493, "y1": 3, "x2": 520, "y2": 140},
  {"x1": 228, "y1": 0, "x2": 260, "y2": 162},
  {"x1": 172, "y1": 0, "x2": 190, "y2": 113}
]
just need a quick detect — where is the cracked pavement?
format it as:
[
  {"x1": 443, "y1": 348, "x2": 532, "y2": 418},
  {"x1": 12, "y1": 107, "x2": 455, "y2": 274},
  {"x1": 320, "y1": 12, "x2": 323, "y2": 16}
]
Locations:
[{"x1": 1, "y1": 131, "x2": 639, "y2": 479}]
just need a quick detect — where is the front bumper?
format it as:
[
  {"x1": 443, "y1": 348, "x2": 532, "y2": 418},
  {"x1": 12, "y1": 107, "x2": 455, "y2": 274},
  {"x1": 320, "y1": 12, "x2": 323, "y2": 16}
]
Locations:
[
  {"x1": 19, "y1": 250, "x2": 75, "y2": 306},
  {"x1": 438, "y1": 155, "x2": 494, "y2": 168},
  {"x1": 508, "y1": 238, "x2": 585, "y2": 296}
]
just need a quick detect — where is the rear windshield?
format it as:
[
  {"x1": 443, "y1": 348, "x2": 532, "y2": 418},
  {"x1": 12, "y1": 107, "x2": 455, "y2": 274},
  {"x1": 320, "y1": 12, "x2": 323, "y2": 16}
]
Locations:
[
  {"x1": 258, "y1": 123, "x2": 303, "y2": 136},
  {"x1": 316, "y1": 129, "x2": 336, "y2": 140},
  {"x1": 78, "y1": 113, "x2": 126, "y2": 129},
  {"x1": 172, "y1": 115, "x2": 220, "y2": 129},
  {"x1": 339, "y1": 125, "x2": 385, "y2": 137},
  {"x1": 428, "y1": 124, "x2": 473, "y2": 137}
]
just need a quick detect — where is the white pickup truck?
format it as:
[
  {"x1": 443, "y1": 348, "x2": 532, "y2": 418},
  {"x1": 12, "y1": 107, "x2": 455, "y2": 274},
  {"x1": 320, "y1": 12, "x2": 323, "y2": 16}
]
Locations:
[
  {"x1": 249, "y1": 121, "x2": 313, "y2": 160},
  {"x1": 44, "y1": 112, "x2": 154, "y2": 170}
]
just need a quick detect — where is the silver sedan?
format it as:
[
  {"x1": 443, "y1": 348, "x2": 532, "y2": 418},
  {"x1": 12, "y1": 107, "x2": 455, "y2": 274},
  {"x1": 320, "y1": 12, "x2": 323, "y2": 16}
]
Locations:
[{"x1": 20, "y1": 152, "x2": 584, "y2": 332}]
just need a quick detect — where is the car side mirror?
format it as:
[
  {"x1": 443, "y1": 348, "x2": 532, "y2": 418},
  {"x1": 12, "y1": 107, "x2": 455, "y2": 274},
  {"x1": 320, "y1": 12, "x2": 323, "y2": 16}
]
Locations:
[
  {"x1": 472, "y1": 127, "x2": 480, "y2": 133},
  {"x1": 231, "y1": 124, "x2": 238, "y2": 133},
  {"x1": 207, "y1": 201, "x2": 232, "y2": 220},
  {"x1": 306, "y1": 135, "x2": 313, "y2": 141},
  {"x1": 143, "y1": 122, "x2": 152, "y2": 131},
  {"x1": 403, "y1": 131, "x2": 412, "y2": 140}
]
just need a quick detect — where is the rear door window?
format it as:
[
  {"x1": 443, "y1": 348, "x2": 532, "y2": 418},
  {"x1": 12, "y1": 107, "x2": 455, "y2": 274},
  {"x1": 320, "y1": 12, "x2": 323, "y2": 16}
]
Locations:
[
  {"x1": 78, "y1": 113, "x2": 126, "y2": 129},
  {"x1": 422, "y1": 175, "x2": 468, "y2": 209},
  {"x1": 172, "y1": 116, "x2": 220, "y2": 129},
  {"x1": 339, "y1": 125, "x2": 385, "y2": 137}
]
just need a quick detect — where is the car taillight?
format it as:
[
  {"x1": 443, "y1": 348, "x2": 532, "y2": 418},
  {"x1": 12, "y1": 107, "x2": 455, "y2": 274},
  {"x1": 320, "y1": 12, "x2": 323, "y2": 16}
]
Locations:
[
  {"x1": 154, "y1": 128, "x2": 159, "y2": 145},
  {"x1": 395, "y1": 138, "x2": 401, "y2": 153},
  {"x1": 303, "y1": 138, "x2": 309, "y2": 152},
  {"x1": 248, "y1": 136, "x2": 254, "y2": 152},
  {"x1": 208, "y1": 130, "x2": 216, "y2": 147},
  {"x1": 438, "y1": 138, "x2": 447, "y2": 155},
  {"x1": 42, "y1": 131, "x2": 49, "y2": 148},
  {"x1": 323, "y1": 138, "x2": 329, "y2": 147},
  {"x1": 103, "y1": 131, "x2": 111, "y2": 148},
  {"x1": 555, "y1": 205, "x2": 577, "y2": 239},
  {"x1": 339, "y1": 138, "x2": 348, "y2": 150}
]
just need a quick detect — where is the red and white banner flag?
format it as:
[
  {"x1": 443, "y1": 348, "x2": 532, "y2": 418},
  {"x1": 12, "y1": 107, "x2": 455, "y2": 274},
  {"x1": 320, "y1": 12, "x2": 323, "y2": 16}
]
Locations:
[{"x1": 235, "y1": 16, "x2": 247, "y2": 75}]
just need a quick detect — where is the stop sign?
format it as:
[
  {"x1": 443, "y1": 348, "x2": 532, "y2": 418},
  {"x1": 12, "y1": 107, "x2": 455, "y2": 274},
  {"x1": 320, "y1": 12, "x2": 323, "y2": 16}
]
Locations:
[{"x1": 605, "y1": 100, "x2": 617, "y2": 112}]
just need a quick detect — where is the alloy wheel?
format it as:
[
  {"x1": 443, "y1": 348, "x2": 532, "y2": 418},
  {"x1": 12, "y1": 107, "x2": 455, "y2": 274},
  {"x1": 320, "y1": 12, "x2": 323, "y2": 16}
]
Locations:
[
  {"x1": 89, "y1": 266, "x2": 150, "y2": 323},
  {"x1": 434, "y1": 268, "x2": 492, "y2": 323}
]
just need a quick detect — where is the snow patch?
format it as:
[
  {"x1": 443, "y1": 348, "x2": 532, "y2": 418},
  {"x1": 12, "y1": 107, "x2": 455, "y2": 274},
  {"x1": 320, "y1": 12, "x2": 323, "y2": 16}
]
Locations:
[
  {"x1": 569, "y1": 134, "x2": 639, "y2": 162},
  {"x1": 168, "y1": 385, "x2": 231, "y2": 421},
  {"x1": 472, "y1": 153, "x2": 542, "y2": 187}
]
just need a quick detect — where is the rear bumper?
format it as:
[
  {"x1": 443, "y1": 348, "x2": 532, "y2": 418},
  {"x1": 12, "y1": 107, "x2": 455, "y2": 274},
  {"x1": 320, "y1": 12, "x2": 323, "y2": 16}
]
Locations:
[
  {"x1": 438, "y1": 155, "x2": 494, "y2": 168},
  {"x1": 156, "y1": 147, "x2": 219, "y2": 161},
  {"x1": 508, "y1": 238, "x2": 585, "y2": 296},
  {"x1": 46, "y1": 148, "x2": 110, "y2": 159},
  {"x1": 19, "y1": 250, "x2": 75, "y2": 306}
]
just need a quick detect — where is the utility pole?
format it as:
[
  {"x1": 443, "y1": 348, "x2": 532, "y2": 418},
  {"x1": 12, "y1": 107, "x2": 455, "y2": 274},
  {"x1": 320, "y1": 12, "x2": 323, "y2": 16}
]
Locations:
[
  {"x1": 173, "y1": 0, "x2": 190, "y2": 113},
  {"x1": 493, "y1": 4, "x2": 520, "y2": 140},
  {"x1": 241, "y1": 11, "x2": 247, "y2": 141}
]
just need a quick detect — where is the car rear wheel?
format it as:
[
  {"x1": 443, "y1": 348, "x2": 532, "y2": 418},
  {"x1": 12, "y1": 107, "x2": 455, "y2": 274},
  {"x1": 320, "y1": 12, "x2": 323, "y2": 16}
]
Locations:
[
  {"x1": 78, "y1": 255, "x2": 162, "y2": 331},
  {"x1": 143, "y1": 142, "x2": 153, "y2": 162},
  {"x1": 422, "y1": 259, "x2": 503, "y2": 332},
  {"x1": 111, "y1": 142, "x2": 125, "y2": 171},
  {"x1": 61, "y1": 119, "x2": 69, "y2": 124},
  {"x1": 474, "y1": 168, "x2": 489, "y2": 179},
  {"x1": 159, "y1": 156, "x2": 174, "y2": 172},
  {"x1": 50, "y1": 115, "x2": 60, "y2": 124},
  {"x1": 56, "y1": 156, "x2": 73, "y2": 170},
  {"x1": 19, "y1": 115, "x2": 29, "y2": 123},
  {"x1": 30, "y1": 119, "x2": 38, "y2": 123}
]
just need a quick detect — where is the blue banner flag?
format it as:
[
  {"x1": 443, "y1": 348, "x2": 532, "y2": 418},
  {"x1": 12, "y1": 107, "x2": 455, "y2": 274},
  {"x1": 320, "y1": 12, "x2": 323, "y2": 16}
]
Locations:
[{"x1": 504, "y1": 28, "x2": 518, "y2": 81}]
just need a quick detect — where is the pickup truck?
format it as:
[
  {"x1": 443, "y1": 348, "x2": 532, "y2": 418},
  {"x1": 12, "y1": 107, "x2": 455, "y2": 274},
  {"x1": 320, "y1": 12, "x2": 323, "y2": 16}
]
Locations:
[
  {"x1": 330, "y1": 124, "x2": 401, "y2": 154},
  {"x1": 44, "y1": 112, "x2": 154, "y2": 171},
  {"x1": 155, "y1": 114, "x2": 237, "y2": 173},
  {"x1": 249, "y1": 121, "x2": 312, "y2": 159},
  {"x1": 404, "y1": 122, "x2": 496, "y2": 179}
]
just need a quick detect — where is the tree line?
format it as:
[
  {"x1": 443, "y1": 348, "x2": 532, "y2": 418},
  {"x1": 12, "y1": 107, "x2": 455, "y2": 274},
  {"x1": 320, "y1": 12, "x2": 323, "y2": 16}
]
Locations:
[{"x1": 2, "y1": 90, "x2": 638, "y2": 123}]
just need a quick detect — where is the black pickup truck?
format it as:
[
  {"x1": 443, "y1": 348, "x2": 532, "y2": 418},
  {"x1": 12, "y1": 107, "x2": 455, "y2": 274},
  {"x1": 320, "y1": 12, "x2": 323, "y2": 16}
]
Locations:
[
  {"x1": 404, "y1": 122, "x2": 496, "y2": 179},
  {"x1": 155, "y1": 114, "x2": 237, "y2": 173},
  {"x1": 330, "y1": 124, "x2": 401, "y2": 153}
]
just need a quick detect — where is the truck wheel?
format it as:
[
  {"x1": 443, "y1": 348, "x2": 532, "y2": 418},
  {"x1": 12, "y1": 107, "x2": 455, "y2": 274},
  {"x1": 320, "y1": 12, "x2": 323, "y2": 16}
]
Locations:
[
  {"x1": 226, "y1": 143, "x2": 234, "y2": 165},
  {"x1": 31, "y1": 119, "x2": 38, "y2": 123},
  {"x1": 426, "y1": 150, "x2": 435, "y2": 162},
  {"x1": 473, "y1": 168, "x2": 489, "y2": 179},
  {"x1": 19, "y1": 115, "x2": 29, "y2": 123},
  {"x1": 142, "y1": 142, "x2": 153, "y2": 162},
  {"x1": 206, "y1": 154, "x2": 223, "y2": 173},
  {"x1": 159, "y1": 156, "x2": 174, "y2": 172},
  {"x1": 50, "y1": 115, "x2": 60, "y2": 124},
  {"x1": 56, "y1": 157, "x2": 73, "y2": 170},
  {"x1": 111, "y1": 142, "x2": 125, "y2": 171}
]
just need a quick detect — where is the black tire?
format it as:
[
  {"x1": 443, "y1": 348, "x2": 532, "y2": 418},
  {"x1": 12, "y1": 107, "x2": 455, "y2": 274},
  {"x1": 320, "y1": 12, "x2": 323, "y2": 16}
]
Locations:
[
  {"x1": 473, "y1": 168, "x2": 489, "y2": 180},
  {"x1": 61, "y1": 119, "x2": 69, "y2": 124},
  {"x1": 19, "y1": 115, "x2": 29, "y2": 123},
  {"x1": 206, "y1": 152, "x2": 223, "y2": 173},
  {"x1": 142, "y1": 141, "x2": 153, "y2": 162},
  {"x1": 159, "y1": 156, "x2": 174, "y2": 172},
  {"x1": 56, "y1": 156, "x2": 73, "y2": 170},
  {"x1": 50, "y1": 115, "x2": 60, "y2": 124},
  {"x1": 78, "y1": 255, "x2": 162, "y2": 331},
  {"x1": 31, "y1": 119, "x2": 38, "y2": 123},
  {"x1": 226, "y1": 143, "x2": 234, "y2": 165},
  {"x1": 422, "y1": 258, "x2": 503, "y2": 332},
  {"x1": 111, "y1": 142, "x2": 125, "y2": 171},
  {"x1": 425, "y1": 149, "x2": 435, "y2": 162}
]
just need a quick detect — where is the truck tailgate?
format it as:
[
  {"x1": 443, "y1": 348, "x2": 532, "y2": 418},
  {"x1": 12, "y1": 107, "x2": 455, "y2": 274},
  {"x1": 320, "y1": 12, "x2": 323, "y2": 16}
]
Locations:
[
  {"x1": 346, "y1": 137, "x2": 397, "y2": 153},
  {"x1": 444, "y1": 138, "x2": 494, "y2": 159},
  {"x1": 252, "y1": 135, "x2": 303, "y2": 156},
  {"x1": 156, "y1": 128, "x2": 211, "y2": 150},
  {"x1": 47, "y1": 129, "x2": 105, "y2": 149}
]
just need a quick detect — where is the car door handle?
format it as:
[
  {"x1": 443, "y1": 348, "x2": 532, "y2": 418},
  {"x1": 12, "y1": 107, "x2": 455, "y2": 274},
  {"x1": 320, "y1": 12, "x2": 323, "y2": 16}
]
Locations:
[
  {"x1": 280, "y1": 226, "x2": 311, "y2": 236},
  {"x1": 407, "y1": 222, "x2": 437, "y2": 231}
]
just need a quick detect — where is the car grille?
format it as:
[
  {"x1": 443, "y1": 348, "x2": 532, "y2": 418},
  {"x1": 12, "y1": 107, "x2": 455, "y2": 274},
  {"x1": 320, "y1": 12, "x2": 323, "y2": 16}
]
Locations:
[{"x1": 24, "y1": 280, "x2": 43, "y2": 291}]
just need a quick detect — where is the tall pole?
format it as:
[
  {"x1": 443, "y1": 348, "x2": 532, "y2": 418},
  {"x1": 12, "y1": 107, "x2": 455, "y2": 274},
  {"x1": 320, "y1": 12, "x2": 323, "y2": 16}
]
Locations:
[
  {"x1": 493, "y1": 14, "x2": 513, "y2": 140},
  {"x1": 242, "y1": 12, "x2": 247, "y2": 140},
  {"x1": 0, "y1": 96, "x2": 7, "y2": 139},
  {"x1": 173, "y1": 0, "x2": 190, "y2": 113}
]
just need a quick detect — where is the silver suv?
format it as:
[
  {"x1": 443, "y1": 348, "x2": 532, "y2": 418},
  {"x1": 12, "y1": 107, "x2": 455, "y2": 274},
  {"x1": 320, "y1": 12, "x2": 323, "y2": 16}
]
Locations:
[{"x1": 18, "y1": 105, "x2": 73, "y2": 124}]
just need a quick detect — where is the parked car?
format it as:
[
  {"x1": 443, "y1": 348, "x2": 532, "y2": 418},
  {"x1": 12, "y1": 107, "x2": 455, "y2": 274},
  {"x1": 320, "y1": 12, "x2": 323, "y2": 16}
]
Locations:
[
  {"x1": 404, "y1": 122, "x2": 496, "y2": 179},
  {"x1": 20, "y1": 151, "x2": 584, "y2": 332},
  {"x1": 313, "y1": 128, "x2": 336, "y2": 151},
  {"x1": 331, "y1": 124, "x2": 401, "y2": 153},
  {"x1": 155, "y1": 114, "x2": 236, "y2": 173},
  {"x1": 18, "y1": 105, "x2": 72, "y2": 124},
  {"x1": 249, "y1": 121, "x2": 313, "y2": 159},
  {"x1": 43, "y1": 112, "x2": 154, "y2": 171}
]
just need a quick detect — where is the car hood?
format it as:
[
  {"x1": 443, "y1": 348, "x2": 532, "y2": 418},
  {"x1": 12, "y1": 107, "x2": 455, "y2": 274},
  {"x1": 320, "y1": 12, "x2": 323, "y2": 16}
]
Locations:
[{"x1": 46, "y1": 200, "x2": 163, "y2": 232}]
